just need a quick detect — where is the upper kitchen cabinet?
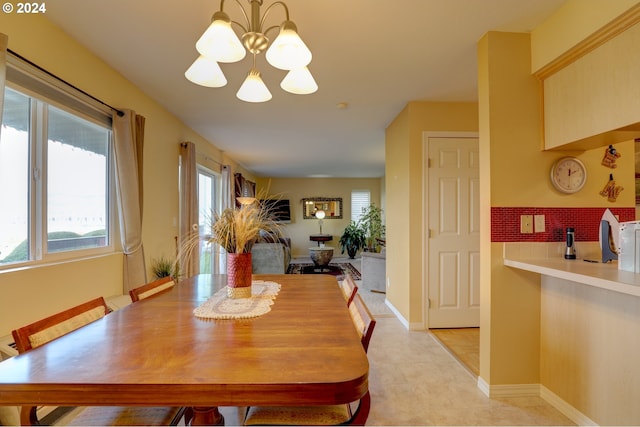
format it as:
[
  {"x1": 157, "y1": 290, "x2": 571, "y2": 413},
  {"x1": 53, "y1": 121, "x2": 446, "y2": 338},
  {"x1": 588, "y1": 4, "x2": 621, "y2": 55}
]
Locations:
[{"x1": 538, "y1": 8, "x2": 640, "y2": 150}]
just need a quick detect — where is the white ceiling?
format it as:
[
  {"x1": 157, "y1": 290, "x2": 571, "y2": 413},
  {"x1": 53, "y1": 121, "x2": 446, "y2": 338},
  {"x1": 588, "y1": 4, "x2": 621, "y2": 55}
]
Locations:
[{"x1": 44, "y1": 0, "x2": 566, "y2": 178}]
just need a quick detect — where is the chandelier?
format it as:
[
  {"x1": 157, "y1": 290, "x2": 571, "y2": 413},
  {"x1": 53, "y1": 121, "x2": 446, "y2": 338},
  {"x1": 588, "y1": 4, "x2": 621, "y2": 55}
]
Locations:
[{"x1": 185, "y1": 0, "x2": 317, "y2": 103}]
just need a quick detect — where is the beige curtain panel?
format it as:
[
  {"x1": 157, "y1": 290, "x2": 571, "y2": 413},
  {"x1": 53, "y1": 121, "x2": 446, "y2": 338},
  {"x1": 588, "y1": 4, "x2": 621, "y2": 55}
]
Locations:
[
  {"x1": 0, "y1": 33, "x2": 22, "y2": 427},
  {"x1": 179, "y1": 141, "x2": 199, "y2": 278},
  {"x1": 0, "y1": 33, "x2": 7, "y2": 134},
  {"x1": 113, "y1": 110, "x2": 147, "y2": 292}
]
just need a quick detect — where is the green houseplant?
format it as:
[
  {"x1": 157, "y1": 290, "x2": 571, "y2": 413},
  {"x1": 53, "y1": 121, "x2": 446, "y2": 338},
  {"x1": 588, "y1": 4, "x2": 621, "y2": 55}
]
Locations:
[
  {"x1": 339, "y1": 221, "x2": 366, "y2": 259},
  {"x1": 359, "y1": 204, "x2": 385, "y2": 252},
  {"x1": 150, "y1": 255, "x2": 180, "y2": 279}
]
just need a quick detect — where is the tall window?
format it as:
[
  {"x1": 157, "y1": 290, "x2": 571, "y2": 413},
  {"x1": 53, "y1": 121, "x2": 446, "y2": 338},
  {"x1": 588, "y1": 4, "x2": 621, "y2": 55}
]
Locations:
[
  {"x1": 351, "y1": 190, "x2": 370, "y2": 223},
  {"x1": 0, "y1": 84, "x2": 112, "y2": 267},
  {"x1": 198, "y1": 166, "x2": 220, "y2": 274}
]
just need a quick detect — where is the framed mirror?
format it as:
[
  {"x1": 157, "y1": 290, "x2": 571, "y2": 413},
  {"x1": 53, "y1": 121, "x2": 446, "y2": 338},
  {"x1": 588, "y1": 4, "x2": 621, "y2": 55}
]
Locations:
[{"x1": 302, "y1": 197, "x2": 343, "y2": 219}]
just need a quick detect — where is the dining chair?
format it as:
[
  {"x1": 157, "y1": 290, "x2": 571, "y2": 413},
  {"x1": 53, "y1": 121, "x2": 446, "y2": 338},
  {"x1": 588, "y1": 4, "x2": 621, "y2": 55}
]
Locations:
[
  {"x1": 347, "y1": 293, "x2": 376, "y2": 352},
  {"x1": 339, "y1": 272, "x2": 358, "y2": 306},
  {"x1": 129, "y1": 276, "x2": 175, "y2": 302},
  {"x1": 11, "y1": 297, "x2": 187, "y2": 426},
  {"x1": 243, "y1": 293, "x2": 376, "y2": 426}
]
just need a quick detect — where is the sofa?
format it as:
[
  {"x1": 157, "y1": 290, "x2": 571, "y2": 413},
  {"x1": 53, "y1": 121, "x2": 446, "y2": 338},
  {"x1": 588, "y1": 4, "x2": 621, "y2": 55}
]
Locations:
[
  {"x1": 251, "y1": 236, "x2": 291, "y2": 274},
  {"x1": 360, "y1": 248, "x2": 386, "y2": 293}
]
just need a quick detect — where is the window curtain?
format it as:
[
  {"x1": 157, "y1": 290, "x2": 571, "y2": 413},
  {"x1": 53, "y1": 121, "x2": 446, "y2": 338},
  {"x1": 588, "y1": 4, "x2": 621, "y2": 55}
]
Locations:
[
  {"x1": 113, "y1": 110, "x2": 147, "y2": 292},
  {"x1": 0, "y1": 34, "x2": 21, "y2": 427},
  {"x1": 179, "y1": 141, "x2": 199, "y2": 278},
  {"x1": 218, "y1": 165, "x2": 232, "y2": 273},
  {"x1": 234, "y1": 172, "x2": 256, "y2": 208},
  {"x1": 0, "y1": 33, "x2": 7, "y2": 132},
  {"x1": 221, "y1": 165, "x2": 232, "y2": 211}
]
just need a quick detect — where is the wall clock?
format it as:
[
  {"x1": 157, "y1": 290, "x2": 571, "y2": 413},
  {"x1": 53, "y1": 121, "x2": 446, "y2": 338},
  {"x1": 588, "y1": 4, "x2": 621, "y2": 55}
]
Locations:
[{"x1": 550, "y1": 156, "x2": 587, "y2": 194}]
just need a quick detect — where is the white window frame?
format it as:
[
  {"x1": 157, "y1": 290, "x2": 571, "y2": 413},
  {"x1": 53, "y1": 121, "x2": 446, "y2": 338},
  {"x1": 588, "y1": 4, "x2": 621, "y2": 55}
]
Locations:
[
  {"x1": 197, "y1": 164, "x2": 221, "y2": 275},
  {"x1": 0, "y1": 59, "x2": 116, "y2": 270}
]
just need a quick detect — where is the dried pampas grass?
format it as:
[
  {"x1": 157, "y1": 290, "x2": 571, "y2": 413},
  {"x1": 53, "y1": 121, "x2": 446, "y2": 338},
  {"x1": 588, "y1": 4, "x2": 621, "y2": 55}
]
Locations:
[{"x1": 210, "y1": 202, "x2": 277, "y2": 254}]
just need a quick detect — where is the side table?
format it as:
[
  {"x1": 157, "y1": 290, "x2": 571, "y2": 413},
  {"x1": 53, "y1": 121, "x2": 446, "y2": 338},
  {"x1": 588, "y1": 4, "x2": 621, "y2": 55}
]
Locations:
[{"x1": 310, "y1": 234, "x2": 333, "y2": 247}]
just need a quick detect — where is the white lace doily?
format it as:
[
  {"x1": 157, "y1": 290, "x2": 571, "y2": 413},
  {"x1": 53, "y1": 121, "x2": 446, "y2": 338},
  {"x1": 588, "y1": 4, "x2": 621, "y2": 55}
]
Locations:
[{"x1": 193, "y1": 280, "x2": 281, "y2": 320}]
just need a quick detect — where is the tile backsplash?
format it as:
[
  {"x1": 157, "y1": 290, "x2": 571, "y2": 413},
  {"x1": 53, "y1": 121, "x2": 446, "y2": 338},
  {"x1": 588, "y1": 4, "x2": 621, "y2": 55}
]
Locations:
[{"x1": 491, "y1": 207, "x2": 635, "y2": 242}]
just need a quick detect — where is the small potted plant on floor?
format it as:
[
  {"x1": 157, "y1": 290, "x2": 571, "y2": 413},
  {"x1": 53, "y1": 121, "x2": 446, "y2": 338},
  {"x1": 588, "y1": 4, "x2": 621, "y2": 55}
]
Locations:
[
  {"x1": 150, "y1": 255, "x2": 180, "y2": 279},
  {"x1": 339, "y1": 221, "x2": 366, "y2": 259}
]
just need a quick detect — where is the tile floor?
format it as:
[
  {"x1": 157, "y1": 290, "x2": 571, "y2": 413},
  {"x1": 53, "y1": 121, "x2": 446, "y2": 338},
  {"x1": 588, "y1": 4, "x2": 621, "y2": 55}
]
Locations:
[
  {"x1": 364, "y1": 317, "x2": 574, "y2": 426},
  {"x1": 281, "y1": 256, "x2": 575, "y2": 425}
]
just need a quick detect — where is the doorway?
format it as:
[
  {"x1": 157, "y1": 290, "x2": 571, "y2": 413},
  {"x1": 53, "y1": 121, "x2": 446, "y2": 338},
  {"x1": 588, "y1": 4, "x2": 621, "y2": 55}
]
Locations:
[
  {"x1": 424, "y1": 132, "x2": 480, "y2": 376},
  {"x1": 430, "y1": 327, "x2": 479, "y2": 376},
  {"x1": 197, "y1": 166, "x2": 221, "y2": 274},
  {"x1": 425, "y1": 133, "x2": 480, "y2": 328}
]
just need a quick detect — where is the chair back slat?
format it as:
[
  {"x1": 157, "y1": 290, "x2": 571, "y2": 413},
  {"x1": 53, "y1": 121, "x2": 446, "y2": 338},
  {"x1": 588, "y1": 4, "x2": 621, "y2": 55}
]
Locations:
[
  {"x1": 129, "y1": 277, "x2": 175, "y2": 302},
  {"x1": 339, "y1": 272, "x2": 358, "y2": 306},
  {"x1": 11, "y1": 297, "x2": 109, "y2": 353},
  {"x1": 348, "y1": 293, "x2": 376, "y2": 352}
]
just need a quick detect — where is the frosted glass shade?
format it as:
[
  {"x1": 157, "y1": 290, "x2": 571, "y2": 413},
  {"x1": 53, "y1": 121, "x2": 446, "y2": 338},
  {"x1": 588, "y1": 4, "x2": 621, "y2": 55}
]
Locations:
[
  {"x1": 185, "y1": 56, "x2": 227, "y2": 87},
  {"x1": 265, "y1": 21, "x2": 312, "y2": 70},
  {"x1": 236, "y1": 69, "x2": 272, "y2": 103},
  {"x1": 281, "y1": 66, "x2": 317, "y2": 94},
  {"x1": 196, "y1": 11, "x2": 246, "y2": 63}
]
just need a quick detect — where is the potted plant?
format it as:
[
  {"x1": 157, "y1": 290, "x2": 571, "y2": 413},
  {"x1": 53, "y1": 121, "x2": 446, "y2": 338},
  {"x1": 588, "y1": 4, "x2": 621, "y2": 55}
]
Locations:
[
  {"x1": 339, "y1": 221, "x2": 366, "y2": 259},
  {"x1": 178, "y1": 198, "x2": 279, "y2": 298},
  {"x1": 211, "y1": 203, "x2": 278, "y2": 297},
  {"x1": 359, "y1": 204, "x2": 385, "y2": 252},
  {"x1": 150, "y1": 255, "x2": 180, "y2": 279}
]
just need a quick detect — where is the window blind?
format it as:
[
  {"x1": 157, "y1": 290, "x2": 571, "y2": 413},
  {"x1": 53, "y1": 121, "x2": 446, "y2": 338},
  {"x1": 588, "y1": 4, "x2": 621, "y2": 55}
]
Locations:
[{"x1": 351, "y1": 190, "x2": 370, "y2": 223}]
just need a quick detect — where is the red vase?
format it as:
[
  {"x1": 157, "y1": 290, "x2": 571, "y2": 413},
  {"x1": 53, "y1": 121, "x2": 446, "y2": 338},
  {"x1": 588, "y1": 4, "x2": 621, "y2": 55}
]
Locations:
[{"x1": 227, "y1": 252, "x2": 252, "y2": 298}]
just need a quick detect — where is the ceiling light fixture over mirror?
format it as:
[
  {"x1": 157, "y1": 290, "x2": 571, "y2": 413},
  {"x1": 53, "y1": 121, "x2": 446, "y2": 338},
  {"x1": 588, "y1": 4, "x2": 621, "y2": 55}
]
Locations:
[{"x1": 185, "y1": 0, "x2": 317, "y2": 103}]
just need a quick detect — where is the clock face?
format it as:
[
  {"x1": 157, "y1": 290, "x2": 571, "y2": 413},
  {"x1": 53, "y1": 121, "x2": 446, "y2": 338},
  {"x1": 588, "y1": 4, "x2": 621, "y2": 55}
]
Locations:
[{"x1": 550, "y1": 157, "x2": 587, "y2": 194}]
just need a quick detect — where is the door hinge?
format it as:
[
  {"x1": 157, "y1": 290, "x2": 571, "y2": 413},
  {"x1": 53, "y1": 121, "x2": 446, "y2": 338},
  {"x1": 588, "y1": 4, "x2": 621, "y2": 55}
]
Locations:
[
  {"x1": 427, "y1": 158, "x2": 431, "y2": 168},
  {"x1": 428, "y1": 298, "x2": 431, "y2": 309},
  {"x1": 428, "y1": 229, "x2": 433, "y2": 238}
]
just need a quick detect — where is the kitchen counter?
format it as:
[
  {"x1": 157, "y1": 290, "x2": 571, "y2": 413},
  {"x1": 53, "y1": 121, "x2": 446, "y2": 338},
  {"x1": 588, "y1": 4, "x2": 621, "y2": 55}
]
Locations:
[
  {"x1": 504, "y1": 242, "x2": 640, "y2": 425},
  {"x1": 504, "y1": 256, "x2": 640, "y2": 297}
]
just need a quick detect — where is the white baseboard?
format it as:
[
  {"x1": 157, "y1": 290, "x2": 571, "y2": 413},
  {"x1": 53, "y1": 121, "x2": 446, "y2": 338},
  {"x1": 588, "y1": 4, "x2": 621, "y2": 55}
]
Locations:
[
  {"x1": 477, "y1": 376, "x2": 490, "y2": 397},
  {"x1": 384, "y1": 299, "x2": 410, "y2": 329},
  {"x1": 483, "y1": 381, "x2": 541, "y2": 397},
  {"x1": 540, "y1": 385, "x2": 598, "y2": 426},
  {"x1": 476, "y1": 378, "x2": 598, "y2": 426}
]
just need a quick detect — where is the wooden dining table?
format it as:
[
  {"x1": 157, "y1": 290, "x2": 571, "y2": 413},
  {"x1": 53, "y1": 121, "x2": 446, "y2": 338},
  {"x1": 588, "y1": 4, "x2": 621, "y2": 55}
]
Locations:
[{"x1": 0, "y1": 274, "x2": 370, "y2": 425}]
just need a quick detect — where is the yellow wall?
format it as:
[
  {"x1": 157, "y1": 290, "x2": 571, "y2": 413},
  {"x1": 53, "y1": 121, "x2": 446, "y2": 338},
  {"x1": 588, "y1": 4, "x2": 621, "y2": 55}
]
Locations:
[
  {"x1": 0, "y1": 15, "x2": 247, "y2": 335},
  {"x1": 478, "y1": 27, "x2": 636, "y2": 387},
  {"x1": 541, "y1": 276, "x2": 640, "y2": 425},
  {"x1": 385, "y1": 107, "x2": 411, "y2": 319},
  {"x1": 255, "y1": 178, "x2": 383, "y2": 258},
  {"x1": 531, "y1": 0, "x2": 640, "y2": 73},
  {"x1": 385, "y1": 102, "x2": 478, "y2": 326},
  {"x1": 478, "y1": 2, "x2": 639, "y2": 419},
  {"x1": 478, "y1": 31, "x2": 543, "y2": 386}
]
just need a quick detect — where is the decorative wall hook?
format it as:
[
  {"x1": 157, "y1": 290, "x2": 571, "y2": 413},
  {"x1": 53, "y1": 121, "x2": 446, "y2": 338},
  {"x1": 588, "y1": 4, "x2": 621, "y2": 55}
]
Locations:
[
  {"x1": 599, "y1": 173, "x2": 624, "y2": 202},
  {"x1": 601, "y1": 144, "x2": 621, "y2": 168}
]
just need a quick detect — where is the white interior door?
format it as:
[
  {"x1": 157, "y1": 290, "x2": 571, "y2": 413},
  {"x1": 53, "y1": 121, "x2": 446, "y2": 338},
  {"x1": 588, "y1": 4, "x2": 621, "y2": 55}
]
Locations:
[{"x1": 427, "y1": 136, "x2": 480, "y2": 328}]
